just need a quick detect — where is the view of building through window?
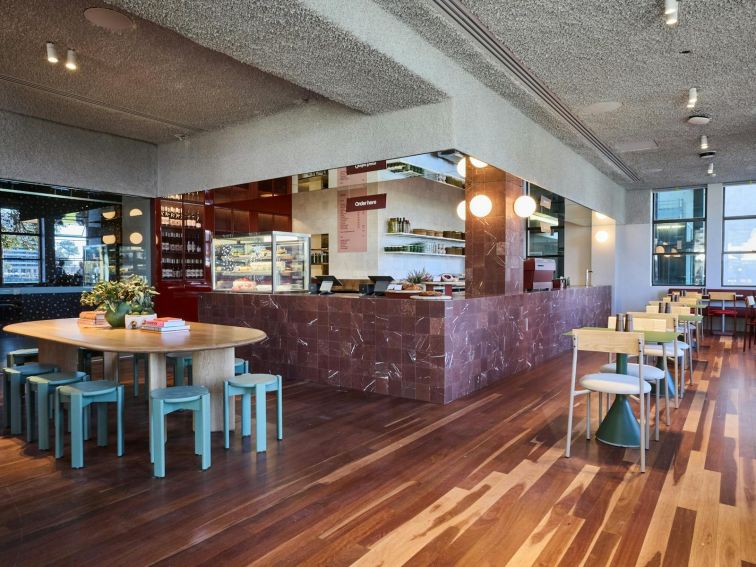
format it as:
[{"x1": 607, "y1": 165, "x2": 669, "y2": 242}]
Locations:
[
  {"x1": 652, "y1": 187, "x2": 706, "y2": 286},
  {"x1": 0, "y1": 207, "x2": 41, "y2": 284},
  {"x1": 723, "y1": 182, "x2": 756, "y2": 286}
]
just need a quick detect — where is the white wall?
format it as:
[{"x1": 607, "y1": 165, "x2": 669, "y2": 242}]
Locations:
[
  {"x1": 564, "y1": 222, "x2": 591, "y2": 286},
  {"x1": 591, "y1": 213, "x2": 618, "y2": 311},
  {"x1": 292, "y1": 177, "x2": 464, "y2": 280},
  {"x1": 0, "y1": 110, "x2": 157, "y2": 197}
]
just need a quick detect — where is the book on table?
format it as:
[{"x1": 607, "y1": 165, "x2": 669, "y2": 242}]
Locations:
[
  {"x1": 141, "y1": 324, "x2": 191, "y2": 333},
  {"x1": 144, "y1": 317, "x2": 186, "y2": 328}
]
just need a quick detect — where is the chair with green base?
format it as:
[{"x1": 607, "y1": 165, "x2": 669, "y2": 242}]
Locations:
[
  {"x1": 2, "y1": 363, "x2": 58, "y2": 434},
  {"x1": 54, "y1": 381, "x2": 124, "y2": 469},
  {"x1": 25, "y1": 371, "x2": 88, "y2": 450},
  {"x1": 166, "y1": 353, "x2": 249, "y2": 387},
  {"x1": 132, "y1": 353, "x2": 150, "y2": 397},
  {"x1": 150, "y1": 385, "x2": 211, "y2": 478},
  {"x1": 6, "y1": 348, "x2": 39, "y2": 367},
  {"x1": 223, "y1": 374, "x2": 283, "y2": 452}
]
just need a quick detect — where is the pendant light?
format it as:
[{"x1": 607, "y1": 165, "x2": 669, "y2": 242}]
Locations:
[
  {"x1": 456, "y1": 200, "x2": 466, "y2": 221},
  {"x1": 65, "y1": 49, "x2": 78, "y2": 71},
  {"x1": 513, "y1": 195, "x2": 537, "y2": 218},
  {"x1": 45, "y1": 42, "x2": 58, "y2": 64},
  {"x1": 469, "y1": 195, "x2": 493, "y2": 218}
]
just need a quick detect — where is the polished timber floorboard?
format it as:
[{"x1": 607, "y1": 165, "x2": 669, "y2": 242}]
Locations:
[{"x1": 0, "y1": 336, "x2": 754, "y2": 566}]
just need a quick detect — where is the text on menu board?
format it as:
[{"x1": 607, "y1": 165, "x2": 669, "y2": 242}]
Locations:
[
  {"x1": 345, "y1": 193, "x2": 387, "y2": 212},
  {"x1": 337, "y1": 187, "x2": 368, "y2": 252}
]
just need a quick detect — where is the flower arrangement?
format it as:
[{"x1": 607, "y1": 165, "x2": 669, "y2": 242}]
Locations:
[
  {"x1": 402, "y1": 268, "x2": 432, "y2": 291},
  {"x1": 81, "y1": 276, "x2": 158, "y2": 327}
]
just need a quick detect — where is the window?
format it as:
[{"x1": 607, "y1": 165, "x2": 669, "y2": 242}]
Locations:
[
  {"x1": 1, "y1": 208, "x2": 41, "y2": 284},
  {"x1": 53, "y1": 212, "x2": 87, "y2": 285},
  {"x1": 525, "y1": 184, "x2": 565, "y2": 277},
  {"x1": 652, "y1": 187, "x2": 706, "y2": 286},
  {"x1": 723, "y1": 183, "x2": 756, "y2": 286}
]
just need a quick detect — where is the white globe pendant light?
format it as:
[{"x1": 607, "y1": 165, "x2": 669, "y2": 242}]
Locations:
[
  {"x1": 469, "y1": 194, "x2": 493, "y2": 218},
  {"x1": 513, "y1": 195, "x2": 537, "y2": 218},
  {"x1": 456, "y1": 200, "x2": 466, "y2": 221}
]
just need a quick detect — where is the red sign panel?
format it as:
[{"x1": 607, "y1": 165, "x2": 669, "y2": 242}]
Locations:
[
  {"x1": 345, "y1": 160, "x2": 387, "y2": 175},
  {"x1": 345, "y1": 193, "x2": 387, "y2": 212}
]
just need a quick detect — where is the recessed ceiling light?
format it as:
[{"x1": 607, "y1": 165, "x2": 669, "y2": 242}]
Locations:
[
  {"x1": 699, "y1": 151, "x2": 716, "y2": 160},
  {"x1": 83, "y1": 7, "x2": 134, "y2": 32},
  {"x1": 45, "y1": 42, "x2": 58, "y2": 64},
  {"x1": 679, "y1": 49, "x2": 691, "y2": 54},
  {"x1": 65, "y1": 49, "x2": 77, "y2": 71},
  {"x1": 614, "y1": 139, "x2": 659, "y2": 153},
  {"x1": 688, "y1": 115, "x2": 711, "y2": 125},
  {"x1": 644, "y1": 168, "x2": 664, "y2": 173},
  {"x1": 582, "y1": 101, "x2": 622, "y2": 115}
]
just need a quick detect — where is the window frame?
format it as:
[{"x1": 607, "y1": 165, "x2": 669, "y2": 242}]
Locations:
[
  {"x1": 0, "y1": 207, "x2": 43, "y2": 286},
  {"x1": 651, "y1": 187, "x2": 707, "y2": 287},
  {"x1": 722, "y1": 183, "x2": 756, "y2": 287}
]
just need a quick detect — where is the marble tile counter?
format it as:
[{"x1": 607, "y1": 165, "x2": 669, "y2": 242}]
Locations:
[{"x1": 199, "y1": 286, "x2": 611, "y2": 403}]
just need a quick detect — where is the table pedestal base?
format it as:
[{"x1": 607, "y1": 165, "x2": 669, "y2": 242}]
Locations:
[{"x1": 595, "y1": 394, "x2": 640, "y2": 448}]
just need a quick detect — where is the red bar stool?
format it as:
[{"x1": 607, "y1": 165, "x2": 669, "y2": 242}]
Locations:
[{"x1": 707, "y1": 291, "x2": 738, "y2": 341}]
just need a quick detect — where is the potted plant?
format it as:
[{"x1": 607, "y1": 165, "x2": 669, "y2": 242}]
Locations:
[
  {"x1": 123, "y1": 276, "x2": 159, "y2": 329},
  {"x1": 402, "y1": 268, "x2": 432, "y2": 291},
  {"x1": 80, "y1": 276, "x2": 158, "y2": 328}
]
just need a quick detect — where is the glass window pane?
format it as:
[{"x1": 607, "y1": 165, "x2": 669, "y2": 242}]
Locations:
[
  {"x1": 528, "y1": 230, "x2": 561, "y2": 256},
  {"x1": 653, "y1": 221, "x2": 705, "y2": 253},
  {"x1": 2, "y1": 258, "x2": 40, "y2": 283},
  {"x1": 723, "y1": 253, "x2": 756, "y2": 286},
  {"x1": 54, "y1": 237, "x2": 85, "y2": 261},
  {"x1": 0, "y1": 208, "x2": 39, "y2": 234},
  {"x1": 723, "y1": 219, "x2": 756, "y2": 252},
  {"x1": 1, "y1": 234, "x2": 40, "y2": 257},
  {"x1": 654, "y1": 188, "x2": 705, "y2": 220},
  {"x1": 724, "y1": 183, "x2": 756, "y2": 218},
  {"x1": 652, "y1": 254, "x2": 705, "y2": 286}
]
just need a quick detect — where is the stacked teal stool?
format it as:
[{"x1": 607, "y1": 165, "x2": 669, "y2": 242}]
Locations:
[
  {"x1": 6, "y1": 347, "x2": 39, "y2": 367},
  {"x1": 150, "y1": 385, "x2": 211, "y2": 478},
  {"x1": 3, "y1": 362, "x2": 58, "y2": 434},
  {"x1": 166, "y1": 353, "x2": 249, "y2": 386},
  {"x1": 25, "y1": 371, "x2": 88, "y2": 449},
  {"x1": 223, "y1": 374, "x2": 283, "y2": 452},
  {"x1": 54, "y1": 380, "x2": 124, "y2": 469}
]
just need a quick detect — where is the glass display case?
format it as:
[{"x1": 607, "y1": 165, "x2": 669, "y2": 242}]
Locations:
[
  {"x1": 212, "y1": 231, "x2": 310, "y2": 293},
  {"x1": 83, "y1": 244, "x2": 109, "y2": 285}
]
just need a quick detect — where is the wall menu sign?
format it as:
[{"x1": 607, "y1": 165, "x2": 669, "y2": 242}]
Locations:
[
  {"x1": 345, "y1": 160, "x2": 387, "y2": 175},
  {"x1": 345, "y1": 193, "x2": 387, "y2": 212},
  {"x1": 337, "y1": 187, "x2": 368, "y2": 253}
]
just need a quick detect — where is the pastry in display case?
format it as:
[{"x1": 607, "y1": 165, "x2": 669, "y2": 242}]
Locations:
[{"x1": 212, "y1": 231, "x2": 310, "y2": 293}]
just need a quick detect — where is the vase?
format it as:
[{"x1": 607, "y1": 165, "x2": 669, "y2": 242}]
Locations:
[{"x1": 105, "y1": 302, "x2": 130, "y2": 328}]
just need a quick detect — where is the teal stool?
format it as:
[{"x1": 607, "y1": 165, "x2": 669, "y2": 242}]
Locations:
[
  {"x1": 25, "y1": 371, "x2": 88, "y2": 449},
  {"x1": 150, "y1": 386, "x2": 211, "y2": 478},
  {"x1": 132, "y1": 353, "x2": 150, "y2": 397},
  {"x1": 166, "y1": 354, "x2": 248, "y2": 386},
  {"x1": 223, "y1": 374, "x2": 283, "y2": 452},
  {"x1": 6, "y1": 348, "x2": 39, "y2": 367},
  {"x1": 2, "y1": 363, "x2": 58, "y2": 434},
  {"x1": 54, "y1": 381, "x2": 124, "y2": 469}
]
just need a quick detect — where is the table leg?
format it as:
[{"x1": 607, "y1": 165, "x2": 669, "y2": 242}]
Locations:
[
  {"x1": 103, "y1": 352, "x2": 120, "y2": 382},
  {"x1": 38, "y1": 340, "x2": 79, "y2": 372},
  {"x1": 193, "y1": 348, "x2": 235, "y2": 432},
  {"x1": 595, "y1": 353, "x2": 641, "y2": 448}
]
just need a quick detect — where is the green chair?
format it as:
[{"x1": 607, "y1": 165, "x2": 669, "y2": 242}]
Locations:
[
  {"x1": 150, "y1": 385, "x2": 211, "y2": 478},
  {"x1": 6, "y1": 348, "x2": 39, "y2": 367},
  {"x1": 166, "y1": 353, "x2": 249, "y2": 387},
  {"x1": 54, "y1": 380, "x2": 124, "y2": 469},
  {"x1": 25, "y1": 371, "x2": 88, "y2": 449},
  {"x1": 223, "y1": 373, "x2": 282, "y2": 452},
  {"x1": 3, "y1": 363, "x2": 58, "y2": 434},
  {"x1": 132, "y1": 353, "x2": 150, "y2": 397}
]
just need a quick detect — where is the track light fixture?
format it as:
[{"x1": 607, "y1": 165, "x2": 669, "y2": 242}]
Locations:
[
  {"x1": 664, "y1": 0, "x2": 678, "y2": 25},
  {"x1": 707, "y1": 163, "x2": 715, "y2": 176},
  {"x1": 45, "y1": 42, "x2": 58, "y2": 64},
  {"x1": 65, "y1": 49, "x2": 78, "y2": 71},
  {"x1": 700, "y1": 135, "x2": 708, "y2": 150},
  {"x1": 687, "y1": 87, "x2": 697, "y2": 109}
]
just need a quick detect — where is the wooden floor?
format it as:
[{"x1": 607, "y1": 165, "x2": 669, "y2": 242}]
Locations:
[{"x1": 0, "y1": 335, "x2": 754, "y2": 566}]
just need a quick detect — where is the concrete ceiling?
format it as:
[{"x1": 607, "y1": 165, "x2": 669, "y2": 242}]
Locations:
[
  {"x1": 375, "y1": 0, "x2": 756, "y2": 190},
  {"x1": 0, "y1": 0, "x2": 325, "y2": 143}
]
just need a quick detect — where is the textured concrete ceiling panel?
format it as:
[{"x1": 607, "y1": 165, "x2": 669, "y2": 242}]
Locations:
[
  {"x1": 375, "y1": 0, "x2": 756, "y2": 189},
  {"x1": 0, "y1": 0, "x2": 317, "y2": 143},
  {"x1": 107, "y1": 0, "x2": 447, "y2": 115}
]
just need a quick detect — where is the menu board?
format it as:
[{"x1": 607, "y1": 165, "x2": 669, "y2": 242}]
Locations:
[
  {"x1": 338, "y1": 187, "x2": 368, "y2": 253},
  {"x1": 336, "y1": 167, "x2": 368, "y2": 188}
]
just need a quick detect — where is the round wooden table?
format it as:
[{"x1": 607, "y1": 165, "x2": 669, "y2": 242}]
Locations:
[{"x1": 3, "y1": 318, "x2": 267, "y2": 431}]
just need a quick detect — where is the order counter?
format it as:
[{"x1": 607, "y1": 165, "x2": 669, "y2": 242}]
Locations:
[{"x1": 199, "y1": 285, "x2": 611, "y2": 404}]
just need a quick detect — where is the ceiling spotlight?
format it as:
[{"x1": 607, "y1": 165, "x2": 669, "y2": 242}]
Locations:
[
  {"x1": 664, "y1": 0, "x2": 678, "y2": 25},
  {"x1": 700, "y1": 135, "x2": 708, "y2": 150},
  {"x1": 65, "y1": 49, "x2": 78, "y2": 71},
  {"x1": 687, "y1": 87, "x2": 697, "y2": 109},
  {"x1": 707, "y1": 163, "x2": 715, "y2": 176},
  {"x1": 45, "y1": 42, "x2": 58, "y2": 64}
]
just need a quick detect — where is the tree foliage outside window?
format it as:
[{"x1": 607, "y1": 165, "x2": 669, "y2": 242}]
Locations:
[{"x1": 1, "y1": 207, "x2": 41, "y2": 284}]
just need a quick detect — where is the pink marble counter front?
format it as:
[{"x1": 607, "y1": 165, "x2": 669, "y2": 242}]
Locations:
[{"x1": 199, "y1": 286, "x2": 611, "y2": 403}]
